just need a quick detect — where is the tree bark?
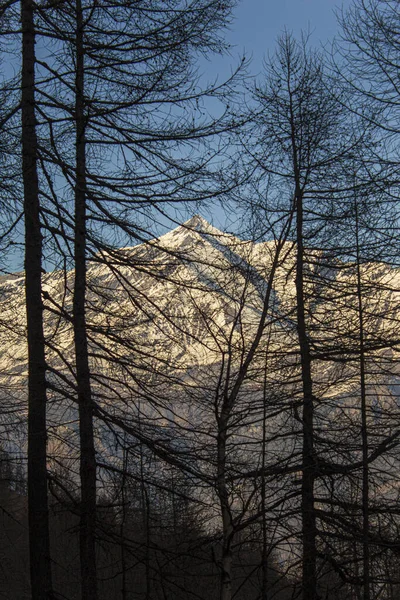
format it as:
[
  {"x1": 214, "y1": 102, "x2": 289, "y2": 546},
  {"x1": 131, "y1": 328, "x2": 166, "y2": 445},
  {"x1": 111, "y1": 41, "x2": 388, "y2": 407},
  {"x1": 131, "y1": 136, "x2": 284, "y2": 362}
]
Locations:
[
  {"x1": 355, "y1": 198, "x2": 370, "y2": 600},
  {"x1": 295, "y1": 190, "x2": 317, "y2": 600},
  {"x1": 289, "y1": 111, "x2": 317, "y2": 597},
  {"x1": 73, "y1": 1, "x2": 98, "y2": 597},
  {"x1": 217, "y1": 413, "x2": 233, "y2": 600},
  {"x1": 21, "y1": 0, "x2": 54, "y2": 597}
]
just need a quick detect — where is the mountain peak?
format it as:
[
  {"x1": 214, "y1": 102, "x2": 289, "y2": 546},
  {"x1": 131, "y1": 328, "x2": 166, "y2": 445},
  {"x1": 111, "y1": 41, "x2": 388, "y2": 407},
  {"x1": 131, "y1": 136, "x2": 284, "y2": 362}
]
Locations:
[{"x1": 182, "y1": 214, "x2": 210, "y2": 231}]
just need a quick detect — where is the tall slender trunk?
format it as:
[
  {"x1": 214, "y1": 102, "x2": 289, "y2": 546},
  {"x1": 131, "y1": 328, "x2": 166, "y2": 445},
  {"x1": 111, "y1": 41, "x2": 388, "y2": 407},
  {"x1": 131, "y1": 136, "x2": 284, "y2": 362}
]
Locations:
[
  {"x1": 139, "y1": 424, "x2": 151, "y2": 600},
  {"x1": 261, "y1": 375, "x2": 269, "y2": 600},
  {"x1": 217, "y1": 413, "x2": 233, "y2": 600},
  {"x1": 73, "y1": 1, "x2": 98, "y2": 598},
  {"x1": 21, "y1": 1, "x2": 54, "y2": 598},
  {"x1": 261, "y1": 332, "x2": 273, "y2": 600},
  {"x1": 288, "y1": 85, "x2": 317, "y2": 597},
  {"x1": 355, "y1": 199, "x2": 370, "y2": 600},
  {"x1": 120, "y1": 440, "x2": 128, "y2": 600},
  {"x1": 214, "y1": 240, "x2": 288, "y2": 600},
  {"x1": 295, "y1": 190, "x2": 317, "y2": 600}
]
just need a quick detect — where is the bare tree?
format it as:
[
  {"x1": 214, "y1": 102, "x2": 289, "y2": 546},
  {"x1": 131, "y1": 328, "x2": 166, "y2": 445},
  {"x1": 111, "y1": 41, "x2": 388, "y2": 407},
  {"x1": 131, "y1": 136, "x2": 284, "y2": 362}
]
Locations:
[
  {"x1": 251, "y1": 32, "x2": 371, "y2": 599},
  {"x1": 21, "y1": 0, "x2": 54, "y2": 597},
  {"x1": 23, "y1": 1, "x2": 244, "y2": 597}
]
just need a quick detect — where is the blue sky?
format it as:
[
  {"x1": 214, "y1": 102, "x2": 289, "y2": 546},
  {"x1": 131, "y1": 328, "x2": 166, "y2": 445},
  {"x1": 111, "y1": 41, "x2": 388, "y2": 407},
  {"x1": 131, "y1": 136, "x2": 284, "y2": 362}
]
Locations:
[
  {"x1": 5, "y1": 0, "x2": 355, "y2": 270},
  {"x1": 196, "y1": 0, "x2": 352, "y2": 89},
  {"x1": 224, "y1": 0, "x2": 351, "y2": 74},
  {"x1": 194, "y1": 0, "x2": 353, "y2": 231}
]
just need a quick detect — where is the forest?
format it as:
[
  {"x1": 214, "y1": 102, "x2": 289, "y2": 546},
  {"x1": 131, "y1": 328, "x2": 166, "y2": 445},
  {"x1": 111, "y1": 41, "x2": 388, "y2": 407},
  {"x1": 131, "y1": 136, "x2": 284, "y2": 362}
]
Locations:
[{"x1": 1, "y1": 0, "x2": 400, "y2": 599}]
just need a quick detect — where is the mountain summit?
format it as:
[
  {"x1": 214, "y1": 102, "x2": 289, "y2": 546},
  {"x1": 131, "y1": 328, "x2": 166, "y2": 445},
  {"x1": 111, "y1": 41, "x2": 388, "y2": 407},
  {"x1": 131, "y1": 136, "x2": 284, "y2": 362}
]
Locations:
[{"x1": 1, "y1": 216, "x2": 400, "y2": 597}]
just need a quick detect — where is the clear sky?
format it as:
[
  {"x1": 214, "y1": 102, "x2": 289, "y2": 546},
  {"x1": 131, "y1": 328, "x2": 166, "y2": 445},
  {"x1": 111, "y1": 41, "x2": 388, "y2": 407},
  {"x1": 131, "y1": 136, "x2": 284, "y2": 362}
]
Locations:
[
  {"x1": 5, "y1": 0, "x2": 355, "y2": 271},
  {"x1": 195, "y1": 0, "x2": 353, "y2": 91},
  {"x1": 222, "y1": 0, "x2": 351, "y2": 75},
  {"x1": 195, "y1": 0, "x2": 353, "y2": 231}
]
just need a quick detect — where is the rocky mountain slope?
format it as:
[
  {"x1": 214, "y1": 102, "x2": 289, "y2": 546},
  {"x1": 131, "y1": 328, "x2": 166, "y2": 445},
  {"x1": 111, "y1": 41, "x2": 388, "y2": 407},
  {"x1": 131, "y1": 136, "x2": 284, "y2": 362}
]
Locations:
[{"x1": 1, "y1": 215, "x2": 400, "y2": 502}]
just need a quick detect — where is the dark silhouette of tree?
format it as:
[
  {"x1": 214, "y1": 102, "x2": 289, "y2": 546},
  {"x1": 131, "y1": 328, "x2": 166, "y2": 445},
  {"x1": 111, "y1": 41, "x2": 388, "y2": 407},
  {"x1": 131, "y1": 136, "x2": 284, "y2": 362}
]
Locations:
[
  {"x1": 21, "y1": 1, "x2": 244, "y2": 597},
  {"x1": 21, "y1": 0, "x2": 54, "y2": 597},
  {"x1": 250, "y1": 31, "x2": 375, "y2": 599},
  {"x1": 5, "y1": 2, "x2": 400, "y2": 598},
  {"x1": 334, "y1": 2, "x2": 400, "y2": 594}
]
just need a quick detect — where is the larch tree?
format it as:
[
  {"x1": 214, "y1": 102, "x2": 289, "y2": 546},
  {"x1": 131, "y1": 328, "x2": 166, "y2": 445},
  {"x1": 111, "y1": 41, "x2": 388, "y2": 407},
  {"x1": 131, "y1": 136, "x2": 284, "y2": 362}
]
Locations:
[
  {"x1": 27, "y1": 1, "x2": 244, "y2": 598},
  {"x1": 335, "y1": 1, "x2": 400, "y2": 593},
  {"x1": 250, "y1": 32, "x2": 372, "y2": 599},
  {"x1": 21, "y1": 0, "x2": 54, "y2": 598}
]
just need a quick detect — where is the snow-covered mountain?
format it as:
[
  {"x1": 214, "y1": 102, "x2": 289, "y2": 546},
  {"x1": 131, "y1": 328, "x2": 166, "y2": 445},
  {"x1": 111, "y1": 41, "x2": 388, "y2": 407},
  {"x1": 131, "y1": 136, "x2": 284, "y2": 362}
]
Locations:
[
  {"x1": 1, "y1": 215, "x2": 400, "y2": 497},
  {"x1": 2, "y1": 215, "x2": 400, "y2": 593}
]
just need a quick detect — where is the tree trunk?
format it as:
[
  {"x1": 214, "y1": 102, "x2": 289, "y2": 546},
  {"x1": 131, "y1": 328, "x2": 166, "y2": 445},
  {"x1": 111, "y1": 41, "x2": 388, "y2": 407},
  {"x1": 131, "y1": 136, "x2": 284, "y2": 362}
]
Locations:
[
  {"x1": 120, "y1": 440, "x2": 128, "y2": 600},
  {"x1": 261, "y1": 339, "x2": 272, "y2": 600},
  {"x1": 295, "y1": 189, "x2": 317, "y2": 600},
  {"x1": 74, "y1": 1, "x2": 98, "y2": 598},
  {"x1": 217, "y1": 415, "x2": 233, "y2": 600},
  {"x1": 21, "y1": 0, "x2": 54, "y2": 597},
  {"x1": 288, "y1": 80, "x2": 318, "y2": 596},
  {"x1": 355, "y1": 198, "x2": 370, "y2": 600}
]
